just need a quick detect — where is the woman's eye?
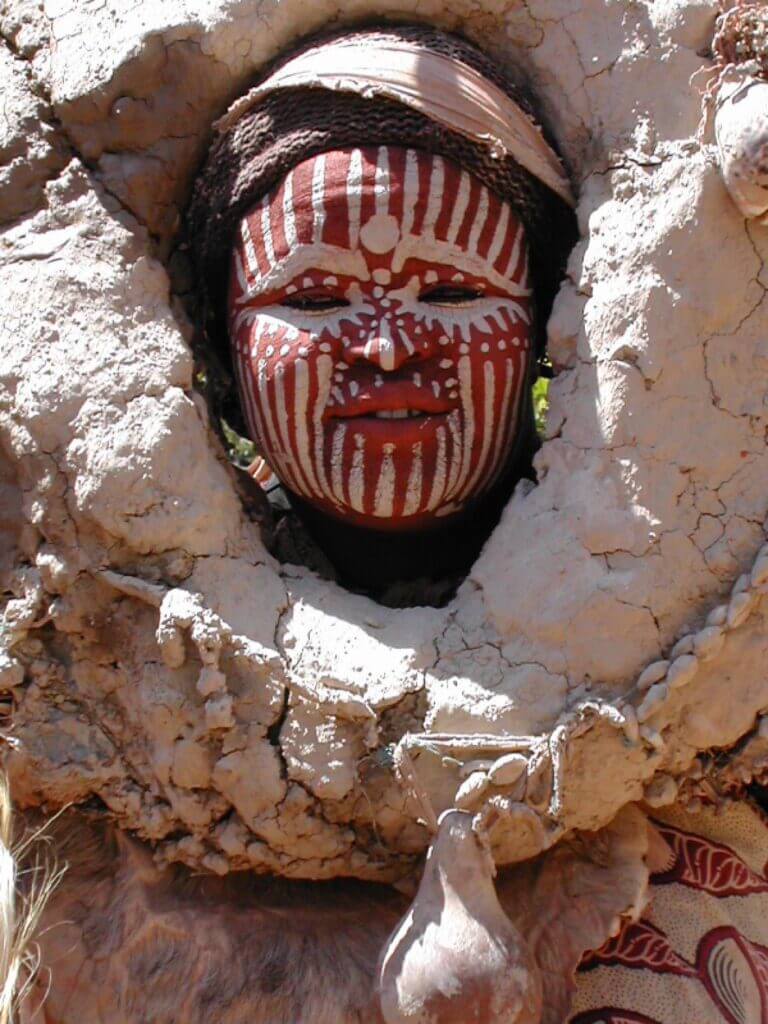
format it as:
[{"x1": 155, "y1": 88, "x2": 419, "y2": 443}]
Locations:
[
  {"x1": 419, "y1": 284, "x2": 485, "y2": 306},
  {"x1": 282, "y1": 290, "x2": 349, "y2": 312}
]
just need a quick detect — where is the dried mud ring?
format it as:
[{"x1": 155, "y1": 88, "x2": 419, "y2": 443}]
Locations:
[{"x1": 1, "y1": 0, "x2": 768, "y2": 880}]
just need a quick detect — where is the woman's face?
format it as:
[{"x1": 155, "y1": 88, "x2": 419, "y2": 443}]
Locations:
[{"x1": 228, "y1": 146, "x2": 533, "y2": 532}]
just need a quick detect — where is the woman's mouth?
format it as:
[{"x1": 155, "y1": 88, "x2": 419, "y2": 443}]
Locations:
[
  {"x1": 327, "y1": 383, "x2": 457, "y2": 421},
  {"x1": 369, "y1": 409, "x2": 428, "y2": 419}
]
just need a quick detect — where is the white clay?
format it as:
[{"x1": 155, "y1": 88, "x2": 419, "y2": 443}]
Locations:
[
  {"x1": 732, "y1": 572, "x2": 751, "y2": 596},
  {"x1": 706, "y1": 604, "x2": 729, "y2": 628},
  {"x1": 751, "y1": 554, "x2": 768, "y2": 590},
  {"x1": 639, "y1": 725, "x2": 665, "y2": 752},
  {"x1": 620, "y1": 704, "x2": 640, "y2": 745},
  {"x1": 460, "y1": 758, "x2": 495, "y2": 778},
  {"x1": 1, "y1": 0, "x2": 768, "y2": 887}
]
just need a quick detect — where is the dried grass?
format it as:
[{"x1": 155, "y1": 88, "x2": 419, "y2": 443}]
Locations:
[{"x1": 0, "y1": 776, "x2": 62, "y2": 1024}]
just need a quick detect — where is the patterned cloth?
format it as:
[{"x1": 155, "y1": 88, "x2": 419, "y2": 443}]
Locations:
[{"x1": 571, "y1": 799, "x2": 768, "y2": 1023}]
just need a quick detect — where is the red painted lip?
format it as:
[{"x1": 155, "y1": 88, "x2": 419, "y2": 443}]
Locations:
[
  {"x1": 326, "y1": 410, "x2": 454, "y2": 445},
  {"x1": 327, "y1": 384, "x2": 457, "y2": 420}
]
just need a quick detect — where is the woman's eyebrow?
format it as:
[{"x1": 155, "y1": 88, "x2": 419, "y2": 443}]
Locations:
[
  {"x1": 234, "y1": 236, "x2": 531, "y2": 306},
  {"x1": 235, "y1": 243, "x2": 369, "y2": 303}
]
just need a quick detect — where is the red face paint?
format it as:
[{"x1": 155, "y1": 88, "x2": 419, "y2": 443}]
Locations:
[{"x1": 228, "y1": 146, "x2": 533, "y2": 532}]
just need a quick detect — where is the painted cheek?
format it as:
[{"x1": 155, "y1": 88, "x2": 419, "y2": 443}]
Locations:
[
  {"x1": 470, "y1": 346, "x2": 529, "y2": 493},
  {"x1": 233, "y1": 313, "x2": 337, "y2": 501},
  {"x1": 420, "y1": 298, "x2": 532, "y2": 508}
]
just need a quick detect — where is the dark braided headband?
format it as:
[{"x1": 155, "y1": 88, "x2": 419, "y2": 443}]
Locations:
[{"x1": 187, "y1": 24, "x2": 578, "y2": 360}]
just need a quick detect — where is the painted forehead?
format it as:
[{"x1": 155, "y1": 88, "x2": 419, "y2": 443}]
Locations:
[{"x1": 236, "y1": 146, "x2": 529, "y2": 292}]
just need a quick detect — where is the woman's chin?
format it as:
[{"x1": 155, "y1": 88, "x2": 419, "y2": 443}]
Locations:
[{"x1": 295, "y1": 493, "x2": 472, "y2": 534}]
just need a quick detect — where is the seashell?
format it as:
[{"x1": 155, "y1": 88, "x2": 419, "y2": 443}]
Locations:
[
  {"x1": 670, "y1": 635, "x2": 694, "y2": 659},
  {"x1": 489, "y1": 753, "x2": 528, "y2": 786},
  {"x1": 637, "y1": 682, "x2": 669, "y2": 723},
  {"x1": 687, "y1": 757, "x2": 705, "y2": 781},
  {"x1": 715, "y1": 72, "x2": 768, "y2": 223},
  {"x1": 727, "y1": 590, "x2": 759, "y2": 630},
  {"x1": 524, "y1": 753, "x2": 552, "y2": 813},
  {"x1": 636, "y1": 660, "x2": 669, "y2": 691},
  {"x1": 666, "y1": 654, "x2": 698, "y2": 690},
  {"x1": 706, "y1": 604, "x2": 728, "y2": 628},
  {"x1": 202, "y1": 853, "x2": 230, "y2": 876},
  {"x1": 693, "y1": 624, "x2": 726, "y2": 661},
  {"x1": 455, "y1": 770, "x2": 491, "y2": 810}
]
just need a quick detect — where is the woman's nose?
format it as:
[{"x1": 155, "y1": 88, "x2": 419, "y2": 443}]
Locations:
[{"x1": 345, "y1": 317, "x2": 431, "y2": 372}]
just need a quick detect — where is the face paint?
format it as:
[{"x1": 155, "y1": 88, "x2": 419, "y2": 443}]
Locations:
[{"x1": 228, "y1": 146, "x2": 533, "y2": 532}]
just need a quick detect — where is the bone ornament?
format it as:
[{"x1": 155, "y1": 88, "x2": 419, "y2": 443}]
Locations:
[
  {"x1": 229, "y1": 145, "x2": 532, "y2": 532},
  {"x1": 377, "y1": 809, "x2": 542, "y2": 1024}
]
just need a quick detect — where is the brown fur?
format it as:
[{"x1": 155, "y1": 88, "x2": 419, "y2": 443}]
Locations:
[
  {"x1": 26, "y1": 808, "x2": 650, "y2": 1023},
  {"x1": 28, "y1": 814, "x2": 403, "y2": 1023}
]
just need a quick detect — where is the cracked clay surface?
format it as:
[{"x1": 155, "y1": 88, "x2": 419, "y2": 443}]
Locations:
[{"x1": 1, "y1": 0, "x2": 768, "y2": 879}]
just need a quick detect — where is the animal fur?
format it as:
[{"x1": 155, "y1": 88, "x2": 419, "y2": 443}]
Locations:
[
  {"x1": 22, "y1": 808, "x2": 650, "y2": 1024},
  {"x1": 26, "y1": 813, "x2": 402, "y2": 1023}
]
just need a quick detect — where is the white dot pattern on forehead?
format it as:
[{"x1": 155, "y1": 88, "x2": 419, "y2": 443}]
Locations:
[{"x1": 229, "y1": 145, "x2": 533, "y2": 528}]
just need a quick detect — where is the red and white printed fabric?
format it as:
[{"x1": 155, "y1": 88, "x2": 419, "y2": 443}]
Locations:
[{"x1": 571, "y1": 799, "x2": 768, "y2": 1023}]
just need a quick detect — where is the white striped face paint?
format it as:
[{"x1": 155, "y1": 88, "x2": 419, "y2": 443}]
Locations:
[{"x1": 228, "y1": 146, "x2": 533, "y2": 532}]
